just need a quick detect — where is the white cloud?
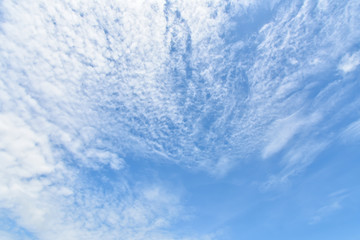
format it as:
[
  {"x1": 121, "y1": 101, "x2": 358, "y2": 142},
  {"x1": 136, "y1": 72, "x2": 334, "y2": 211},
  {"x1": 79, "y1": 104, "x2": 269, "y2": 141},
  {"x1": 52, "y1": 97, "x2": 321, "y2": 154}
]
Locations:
[
  {"x1": 341, "y1": 119, "x2": 360, "y2": 142},
  {"x1": 2, "y1": 0, "x2": 358, "y2": 175},
  {"x1": 0, "y1": 110, "x2": 188, "y2": 239},
  {"x1": 1, "y1": 0, "x2": 360, "y2": 237},
  {"x1": 241, "y1": 0, "x2": 360, "y2": 183},
  {"x1": 83, "y1": 148, "x2": 125, "y2": 170},
  {"x1": 317, "y1": 0, "x2": 329, "y2": 11},
  {"x1": 338, "y1": 51, "x2": 360, "y2": 73},
  {"x1": 1, "y1": 0, "x2": 239, "y2": 238},
  {"x1": 210, "y1": 155, "x2": 235, "y2": 177},
  {"x1": 262, "y1": 112, "x2": 321, "y2": 159},
  {"x1": 0, "y1": 114, "x2": 64, "y2": 201}
]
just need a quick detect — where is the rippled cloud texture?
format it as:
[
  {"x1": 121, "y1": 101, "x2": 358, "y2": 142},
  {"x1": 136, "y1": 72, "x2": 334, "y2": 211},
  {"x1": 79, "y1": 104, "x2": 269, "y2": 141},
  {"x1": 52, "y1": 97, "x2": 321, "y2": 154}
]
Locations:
[{"x1": 1, "y1": 0, "x2": 360, "y2": 239}]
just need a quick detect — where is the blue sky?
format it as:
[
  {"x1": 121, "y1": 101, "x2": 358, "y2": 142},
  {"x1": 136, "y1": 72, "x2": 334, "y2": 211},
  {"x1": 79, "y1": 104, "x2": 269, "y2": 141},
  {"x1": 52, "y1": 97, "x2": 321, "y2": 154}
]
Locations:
[{"x1": 0, "y1": 0, "x2": 360, "y2": 239}]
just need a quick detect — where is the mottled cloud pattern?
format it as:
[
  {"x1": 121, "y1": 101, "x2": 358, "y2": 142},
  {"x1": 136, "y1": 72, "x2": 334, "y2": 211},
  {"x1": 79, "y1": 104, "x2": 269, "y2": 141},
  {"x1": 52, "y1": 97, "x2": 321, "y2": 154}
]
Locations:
[{"x1": 1, "y1": 0, "x2": 359, "y2": 239}]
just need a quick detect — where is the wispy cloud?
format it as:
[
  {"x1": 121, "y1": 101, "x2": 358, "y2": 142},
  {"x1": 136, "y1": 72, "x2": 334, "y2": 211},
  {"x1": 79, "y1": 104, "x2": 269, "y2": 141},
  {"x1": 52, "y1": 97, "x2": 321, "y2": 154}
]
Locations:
[
  {"x1": 262, "y1": 112, "x2": 321, "y2": 159},
  {"x1": 263, "y1": 140, "x2": 329, "y2": 189},
  {"x1": 338, "y1": 50, "x2": 360, "y2": 73},
  {"x1": 310, "y1": 189, "x2": 349, "y2": 224},
  {"x1": 341, "y1": 119, "x2": 360, "y2": 142},
  {"x1": 246, "y1": 0, "x2": 360, "y2": 184}
]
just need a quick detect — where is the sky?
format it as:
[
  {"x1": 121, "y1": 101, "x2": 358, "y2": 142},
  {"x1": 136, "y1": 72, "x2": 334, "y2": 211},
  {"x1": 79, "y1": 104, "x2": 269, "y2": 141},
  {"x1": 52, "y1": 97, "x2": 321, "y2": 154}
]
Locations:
[{"x1": 0, "y1": 0, "x2": 360, "y2": 239}]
